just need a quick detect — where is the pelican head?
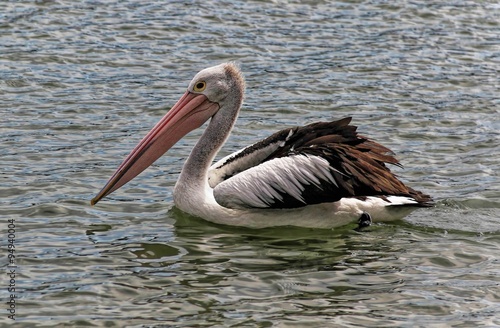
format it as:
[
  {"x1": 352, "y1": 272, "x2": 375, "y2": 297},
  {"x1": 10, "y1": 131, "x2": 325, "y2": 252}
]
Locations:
[{"x1": 91, "y1": 63, "x2": 244, "y2": 205}]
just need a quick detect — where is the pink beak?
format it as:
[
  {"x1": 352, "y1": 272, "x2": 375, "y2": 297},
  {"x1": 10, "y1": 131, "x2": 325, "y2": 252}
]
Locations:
[{"x1": 91, "y1": 91, "x2": 219, "y2": 205}]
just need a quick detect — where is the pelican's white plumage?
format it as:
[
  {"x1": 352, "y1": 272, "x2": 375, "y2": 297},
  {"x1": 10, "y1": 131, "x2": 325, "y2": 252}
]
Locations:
[
  {"x1": 213, "y1": 155, "x2": 338, "y2": 208},
  {"x1": 92, "y1": 63, "x2": 432, "y2": 229}
]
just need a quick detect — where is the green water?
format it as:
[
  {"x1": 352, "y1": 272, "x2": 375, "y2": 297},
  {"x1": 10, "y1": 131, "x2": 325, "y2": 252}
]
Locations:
[{"x1": 1, "y1": 0, "x2": 499, "y2": 326}]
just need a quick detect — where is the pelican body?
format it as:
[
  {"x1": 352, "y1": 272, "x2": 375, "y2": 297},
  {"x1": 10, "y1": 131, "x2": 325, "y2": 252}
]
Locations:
[{"x1": 91, "y1": 63, "x2": 432, "y2": 229}]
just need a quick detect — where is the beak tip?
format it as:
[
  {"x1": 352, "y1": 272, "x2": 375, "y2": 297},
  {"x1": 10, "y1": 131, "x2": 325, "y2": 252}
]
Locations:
[{"x1": 90, "y1": 198, "x2": 98, "y2": 206}]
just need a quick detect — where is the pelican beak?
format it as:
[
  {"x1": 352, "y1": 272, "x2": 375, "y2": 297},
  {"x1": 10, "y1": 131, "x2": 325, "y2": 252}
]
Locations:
[{"x1": 91, "y1": 91, "x2": 219, "y2": 205}]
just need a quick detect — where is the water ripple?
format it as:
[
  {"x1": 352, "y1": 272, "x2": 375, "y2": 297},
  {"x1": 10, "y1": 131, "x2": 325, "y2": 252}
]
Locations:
[{"x1": 1, "y1": 0, "x2": 499, "y2": 326}]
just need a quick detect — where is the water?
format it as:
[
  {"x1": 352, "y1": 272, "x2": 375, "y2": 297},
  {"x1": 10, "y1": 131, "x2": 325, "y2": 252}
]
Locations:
[{"x1": 1, "y1": 0, "x2": 499, "y2": 326}]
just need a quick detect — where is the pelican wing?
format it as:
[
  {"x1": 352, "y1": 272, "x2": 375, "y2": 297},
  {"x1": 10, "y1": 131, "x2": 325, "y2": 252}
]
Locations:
[{"x1": 211, "y1": 117, "x2": 432, "y2": 209}]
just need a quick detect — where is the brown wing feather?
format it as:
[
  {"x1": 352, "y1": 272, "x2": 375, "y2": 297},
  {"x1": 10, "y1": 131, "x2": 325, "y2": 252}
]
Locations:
[{"x1": 263, "y1": 117, "x2": 432, "y2": 206}]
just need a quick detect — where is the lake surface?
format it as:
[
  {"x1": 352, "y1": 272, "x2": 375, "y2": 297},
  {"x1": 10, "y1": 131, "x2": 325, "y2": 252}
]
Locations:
[{"x1": 1, "y1": 0, "x2": 499, "y2": 326}]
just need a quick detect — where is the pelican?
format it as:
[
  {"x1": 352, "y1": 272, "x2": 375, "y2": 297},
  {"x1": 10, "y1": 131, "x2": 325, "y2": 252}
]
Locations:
[{"x1": 91, "y1": 63, "x2": 432, "y2": 229}]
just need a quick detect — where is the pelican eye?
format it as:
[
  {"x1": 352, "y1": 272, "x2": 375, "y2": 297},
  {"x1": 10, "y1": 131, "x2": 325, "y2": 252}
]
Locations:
[{"x1": 193, "y1": 81, "x2": 206, "y2": 92}]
